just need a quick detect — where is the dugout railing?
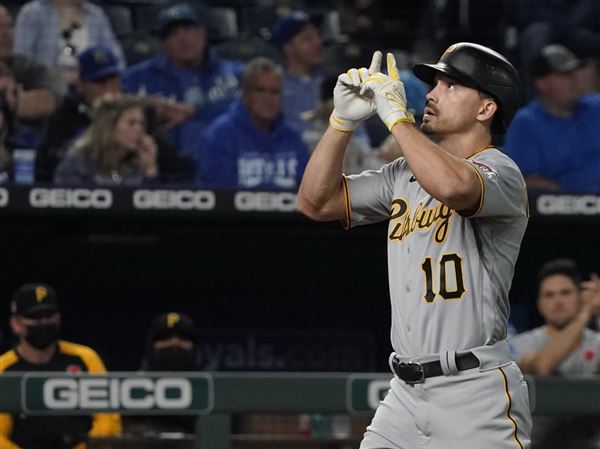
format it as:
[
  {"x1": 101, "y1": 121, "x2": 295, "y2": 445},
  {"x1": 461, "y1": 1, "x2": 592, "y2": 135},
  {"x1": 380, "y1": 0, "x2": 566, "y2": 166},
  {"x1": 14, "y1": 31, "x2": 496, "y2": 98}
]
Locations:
[{"x1": 0, "y1": 372, "x2": 599, "y2": 449}]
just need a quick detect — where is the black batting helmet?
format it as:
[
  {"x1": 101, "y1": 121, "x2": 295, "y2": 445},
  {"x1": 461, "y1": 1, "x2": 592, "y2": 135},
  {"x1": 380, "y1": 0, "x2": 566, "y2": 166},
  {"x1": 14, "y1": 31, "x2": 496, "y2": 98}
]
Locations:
[{"x1": 413, "y1": 42, "x2": 522, "y2": 133}]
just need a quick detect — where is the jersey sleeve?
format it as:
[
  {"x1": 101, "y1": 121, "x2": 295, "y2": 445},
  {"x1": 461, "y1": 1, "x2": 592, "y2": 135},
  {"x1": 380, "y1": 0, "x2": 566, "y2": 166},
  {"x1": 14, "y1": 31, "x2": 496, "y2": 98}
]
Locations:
[
  {"x1": 0, "y1": 414, "x2": 21, "y2": 449},
  {"x1": 58, "y1": 342, "x2": 123, "y2": 437},
  {"x1": 83, "y1": 351, "x2": 123, "y2": 438},
  {"x1": 343, "y1": 159, "x2": 403, "y2": 228},
  {"x1": 464, "y1": 150, "x2": 528, "y2": 218}
]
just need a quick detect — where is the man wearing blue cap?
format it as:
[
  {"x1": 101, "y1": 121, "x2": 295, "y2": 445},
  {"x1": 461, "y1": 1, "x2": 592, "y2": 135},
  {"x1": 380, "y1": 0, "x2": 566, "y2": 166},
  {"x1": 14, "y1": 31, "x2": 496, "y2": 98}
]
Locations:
[
  {"x1": 37, "y1": 45, "x2": 123, "y2": 181},
  {"x1": 122, "y1": 3, "x2": 244, "y2": 155},
  {"x1": 505, "y1": 44, "x2": 600, "y2": 193},
  {"x1": 272, "y1": 11, "x2": 373, "y2": 150},
  {"x1": 272, "y1": 11, "x2": 324, "y2": 136}
]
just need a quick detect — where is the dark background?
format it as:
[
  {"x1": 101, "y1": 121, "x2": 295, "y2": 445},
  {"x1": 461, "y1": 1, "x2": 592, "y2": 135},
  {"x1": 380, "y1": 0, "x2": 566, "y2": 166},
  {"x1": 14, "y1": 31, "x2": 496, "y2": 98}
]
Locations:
[{"x1": 1, "y1": 206, "x2": 598, "y2": 372}]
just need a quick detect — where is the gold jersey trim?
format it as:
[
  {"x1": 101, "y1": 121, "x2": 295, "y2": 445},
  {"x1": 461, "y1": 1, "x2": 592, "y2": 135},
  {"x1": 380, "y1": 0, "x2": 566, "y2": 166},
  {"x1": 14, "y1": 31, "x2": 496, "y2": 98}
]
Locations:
[
  {"x1": 341, "y1": 175, "x2": 352, "y2": 230},
  {"x1": 499, "y1": 367, "x2": 525, "y2": 449},
  {"x1": 0, "y1": 350, "x2": 18, "y2": 374},
  {"x1": 59, "y1": 341, "x2": 107, "y2": 373}
]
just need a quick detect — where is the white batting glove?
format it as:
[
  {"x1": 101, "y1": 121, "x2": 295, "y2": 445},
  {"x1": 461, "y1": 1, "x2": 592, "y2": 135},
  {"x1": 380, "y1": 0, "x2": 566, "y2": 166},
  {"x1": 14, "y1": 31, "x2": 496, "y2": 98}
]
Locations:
[
  {"x1": 360, "y1": 53, "x2": 415, "y2": 131},
  {"x1": 329, "y1": 51, "x2": 382, "y2": 132}
]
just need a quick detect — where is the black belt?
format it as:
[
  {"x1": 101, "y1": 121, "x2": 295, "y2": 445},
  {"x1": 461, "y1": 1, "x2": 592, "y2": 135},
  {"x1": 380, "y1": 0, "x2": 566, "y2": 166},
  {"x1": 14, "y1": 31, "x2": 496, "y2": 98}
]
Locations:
[{"x1": 392, "y1": 352, "x2": 479, "y2": 385}]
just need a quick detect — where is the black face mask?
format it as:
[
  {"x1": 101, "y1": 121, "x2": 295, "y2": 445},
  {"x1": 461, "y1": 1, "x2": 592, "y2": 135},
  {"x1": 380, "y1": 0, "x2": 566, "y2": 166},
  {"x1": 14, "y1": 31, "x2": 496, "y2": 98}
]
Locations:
[
  {"x1": 150, "y1": 347, "x2": 195, "y2": 371},
  {"x1": 25, "y1": 323, "x2": 60, "y2": 350}
]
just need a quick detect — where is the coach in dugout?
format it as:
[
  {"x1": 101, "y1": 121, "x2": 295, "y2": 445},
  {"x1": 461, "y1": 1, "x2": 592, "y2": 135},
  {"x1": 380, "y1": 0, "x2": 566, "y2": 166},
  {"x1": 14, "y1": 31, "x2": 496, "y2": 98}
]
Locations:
[{"x1": 0, "y1": 283, "x2": 121, "y2": 449}]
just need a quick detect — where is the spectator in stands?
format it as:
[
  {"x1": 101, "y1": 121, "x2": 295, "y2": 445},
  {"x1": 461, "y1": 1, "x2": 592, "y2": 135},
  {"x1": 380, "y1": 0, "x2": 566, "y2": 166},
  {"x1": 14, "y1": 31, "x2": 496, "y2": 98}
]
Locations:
[
  {"x1": 13, "y1": 0, "x2": 125, "y2": 85},
  {"x1": 516, "y1": 0, "x2": 600, "y2": 90},
  {"x1": 504, "y1": 44, "x2": 600, "y2": 193},
  {"x1": 0, "y1": 62, "x2": 23, "y2": 183},
  {"x1": 0, "y1": 283, "x2": 122, "y2": 449},
  {"x1": 577, "y1": 57, "x2": 600, "y2": 94},
  {"x1": 510, "y1": 258, "x2": 600, "y2": 376},
  {"x1": 0, "y1": 5, "x2": 63, "y2": 128},
  {"x1": 125, "y1": 312, "x2": 200, "y2": 436},
  {"x1": 37, "y1": 45, "x2": 122, "y2": 181},
  {"x1": 273, "y1": 10, "x2": 377, "y2": 150},
  {"x1": 272, "y1": 11, "x2": 325, "y2": 137},
  {"x1": 38, "y1": 45, "x2": 194, "y2": 183},
  {"x1": 123, "y1": 3, "x2": 243, "y2": 155},
  {"x1": 54, "y1": 94, "x2": 159, "y2": 185},
  {"x1": 509, "y1": 258, "x2": 600, "y2": 449},
  {"x1": 196, "y1": 57, "x2": 308, "y2": 190}
]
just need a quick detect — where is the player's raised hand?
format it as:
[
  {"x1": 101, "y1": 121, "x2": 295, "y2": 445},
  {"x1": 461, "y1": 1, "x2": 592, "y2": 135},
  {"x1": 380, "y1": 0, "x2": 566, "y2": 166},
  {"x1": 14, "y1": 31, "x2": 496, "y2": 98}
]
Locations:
[
  {"x1": 329, "y1": 51, "x2": 382, "y2": 132},
  {"x1": 360, "y1": 52, "x2": 415, "y2": 131}
]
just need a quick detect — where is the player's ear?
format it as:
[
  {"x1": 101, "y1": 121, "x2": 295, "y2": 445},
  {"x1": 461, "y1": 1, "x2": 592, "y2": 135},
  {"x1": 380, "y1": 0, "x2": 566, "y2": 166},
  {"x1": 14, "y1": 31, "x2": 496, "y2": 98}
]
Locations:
[
  {"x1": 10, "y1": 315, "x2": 24, "y2": 336},
  {"x1": 476, "y1": 96, "x2": 497, "y2": 125}
]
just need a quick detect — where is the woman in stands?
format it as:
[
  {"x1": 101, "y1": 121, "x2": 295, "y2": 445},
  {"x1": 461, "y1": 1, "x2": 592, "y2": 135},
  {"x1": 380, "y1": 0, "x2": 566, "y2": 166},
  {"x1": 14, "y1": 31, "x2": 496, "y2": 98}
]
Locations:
[{"x1": 54, "y1": 93, "x2": 158, "y2": 185}]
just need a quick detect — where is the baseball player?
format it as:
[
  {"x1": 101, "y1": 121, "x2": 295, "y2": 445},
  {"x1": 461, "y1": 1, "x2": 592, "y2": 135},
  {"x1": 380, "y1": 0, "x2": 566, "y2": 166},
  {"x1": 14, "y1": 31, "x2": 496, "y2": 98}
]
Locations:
[{"x1": 297, "y1": 43, "x2": 532, "y2": 448}]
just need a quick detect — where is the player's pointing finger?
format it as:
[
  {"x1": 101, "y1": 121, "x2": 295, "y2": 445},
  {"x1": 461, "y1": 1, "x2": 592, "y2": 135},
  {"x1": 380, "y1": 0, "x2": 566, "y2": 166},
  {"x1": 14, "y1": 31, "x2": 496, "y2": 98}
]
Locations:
[
  {"x1": 387, "y1": 52, "x2": 399, "y2": 81},
  {"x1": 368, "y1": 51, "x2": 383, "y2": 75}
]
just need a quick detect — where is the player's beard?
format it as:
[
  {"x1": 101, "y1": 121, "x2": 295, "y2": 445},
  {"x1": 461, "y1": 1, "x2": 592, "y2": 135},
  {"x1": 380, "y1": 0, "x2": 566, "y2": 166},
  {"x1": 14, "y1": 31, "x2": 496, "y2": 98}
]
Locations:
[{"x1": 420, "y1": 122, "x2": 441, "y2": 143}]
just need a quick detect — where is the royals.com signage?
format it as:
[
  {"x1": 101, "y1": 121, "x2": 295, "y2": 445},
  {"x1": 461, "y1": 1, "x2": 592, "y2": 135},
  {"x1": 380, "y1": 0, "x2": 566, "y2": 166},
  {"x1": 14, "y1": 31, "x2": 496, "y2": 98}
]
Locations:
[{"x1": 22, "y1": 373, "x2": 213, "y2": 415}]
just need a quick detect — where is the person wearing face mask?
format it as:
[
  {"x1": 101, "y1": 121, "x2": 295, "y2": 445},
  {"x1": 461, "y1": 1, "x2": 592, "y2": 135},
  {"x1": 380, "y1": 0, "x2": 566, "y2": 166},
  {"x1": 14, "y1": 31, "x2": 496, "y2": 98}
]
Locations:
[
  {"x1": 0, "y1": 283, "x2": 121, "y2": 449},
  {"x1": 124, "y1": 312, "x2": 199, "y2": 436},
  {"x1": 142, "y1": 312, "x2": 199, "y2": 372}
]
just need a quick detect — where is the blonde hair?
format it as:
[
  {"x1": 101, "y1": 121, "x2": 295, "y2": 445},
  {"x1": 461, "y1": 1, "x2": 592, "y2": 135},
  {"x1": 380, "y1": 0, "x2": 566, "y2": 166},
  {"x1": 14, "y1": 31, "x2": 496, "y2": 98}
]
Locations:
[{"x1": 73, "y1": 93, "x2": 145, "y2": 175}]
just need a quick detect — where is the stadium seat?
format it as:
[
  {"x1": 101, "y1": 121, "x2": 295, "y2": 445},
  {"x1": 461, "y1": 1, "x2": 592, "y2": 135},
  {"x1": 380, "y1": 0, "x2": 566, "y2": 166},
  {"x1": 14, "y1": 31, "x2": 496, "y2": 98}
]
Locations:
[
  {"x1": 119, "y1": 31, "x2": 160, "y2": 66},
  {"x1": 102, "y1": 3, "x2": 134, "y2": 37}
]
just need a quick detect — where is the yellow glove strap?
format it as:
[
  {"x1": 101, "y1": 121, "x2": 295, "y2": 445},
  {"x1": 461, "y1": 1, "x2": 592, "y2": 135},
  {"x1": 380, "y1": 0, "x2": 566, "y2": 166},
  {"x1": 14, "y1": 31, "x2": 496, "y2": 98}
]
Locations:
[{"x1": 329, "y1": 112, "x2": 355, "y2": 132}]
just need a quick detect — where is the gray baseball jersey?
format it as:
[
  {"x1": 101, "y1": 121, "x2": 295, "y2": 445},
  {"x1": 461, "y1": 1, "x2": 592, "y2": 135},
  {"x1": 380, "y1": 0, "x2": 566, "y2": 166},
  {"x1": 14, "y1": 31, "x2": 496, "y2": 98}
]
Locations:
[
  {"x1": 509, "y1": 326, "x2": 600, "y2": 375},
  {"x1": 345, "y1": 146, "x2": 528, "y2": 359}
]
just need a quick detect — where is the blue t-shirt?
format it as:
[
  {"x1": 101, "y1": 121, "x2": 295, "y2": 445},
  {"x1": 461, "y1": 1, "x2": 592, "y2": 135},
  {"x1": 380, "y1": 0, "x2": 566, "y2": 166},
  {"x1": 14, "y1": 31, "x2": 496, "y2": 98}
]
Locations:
[
  {"x1": 122, "y1": 49, "x2": 244, "y2": 155},
  {"x1": 282, "y1": 70, "x2": 323, "y2": 136},
  {"x1": 504, "y1": 94, "x2": 600, "y2": 193},
  {"x1": 196, "y1": 99, "x2": 309, "y2": 190}
]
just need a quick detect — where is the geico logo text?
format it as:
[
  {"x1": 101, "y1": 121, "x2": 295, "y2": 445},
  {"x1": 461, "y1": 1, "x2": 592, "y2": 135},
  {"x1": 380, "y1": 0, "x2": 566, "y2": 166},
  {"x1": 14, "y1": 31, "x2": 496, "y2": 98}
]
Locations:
[
  {"x1": 133, "y1": 190, "x2": 216, "y2": 210},
  {"x1": 30, "y1": 189, "x2": 112, "y2": 209},
  {"x1": 43, "y1": 377, "x2": 192, "y2": 410},
  {"x1": 537, "y1": 195, "x2": 600, "y2": 215},
  {"x1": 234, "y1": 191, "x2": 297, "y2": 212}
]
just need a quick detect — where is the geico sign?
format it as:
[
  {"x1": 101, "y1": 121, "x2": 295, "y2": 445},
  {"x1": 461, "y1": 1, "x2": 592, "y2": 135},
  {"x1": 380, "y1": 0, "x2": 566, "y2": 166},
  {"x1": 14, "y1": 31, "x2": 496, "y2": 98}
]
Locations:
[
  {"x1": 30, "y1": 188, "x2": 112, "y2": 209},
  {"x1": 43, "y1": 377, "x2": 192, "y2": 410},
  {"x1": 133, "y1": 189, "x2": 215, "y2": 210},
  {"x1": 537, "y1": 195, "x2": 600, "y2": 215},
  {"x1": 234, "y1": 191, "x2": 296, "y2": 212},
  {"x1": 0, "y1": 187, "x2": 7, "y2": 207}
]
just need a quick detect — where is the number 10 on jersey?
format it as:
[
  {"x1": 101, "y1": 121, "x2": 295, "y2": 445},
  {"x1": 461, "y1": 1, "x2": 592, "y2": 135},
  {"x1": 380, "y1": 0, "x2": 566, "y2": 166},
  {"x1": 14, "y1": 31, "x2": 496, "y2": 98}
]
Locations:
[{"x1": 421, "y1": 253, "x2": 466, "y2": 303}]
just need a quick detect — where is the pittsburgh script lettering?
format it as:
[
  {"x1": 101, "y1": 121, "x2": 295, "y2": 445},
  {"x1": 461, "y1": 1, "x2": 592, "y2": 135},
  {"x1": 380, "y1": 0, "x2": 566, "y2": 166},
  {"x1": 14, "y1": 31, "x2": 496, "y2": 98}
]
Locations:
[{"x1": 388, "y1": 198, "x2": 453, "y2": 243}]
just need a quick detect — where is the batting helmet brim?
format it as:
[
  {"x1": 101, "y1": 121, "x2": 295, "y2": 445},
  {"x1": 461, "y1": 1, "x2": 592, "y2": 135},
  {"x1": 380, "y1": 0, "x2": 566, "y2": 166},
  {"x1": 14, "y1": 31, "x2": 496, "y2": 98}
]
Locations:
[{"x1": 413, "y1": 62, "x2": 479, "y2": 91}]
